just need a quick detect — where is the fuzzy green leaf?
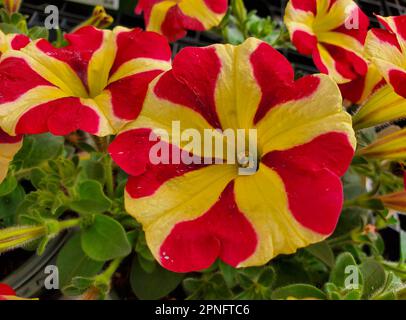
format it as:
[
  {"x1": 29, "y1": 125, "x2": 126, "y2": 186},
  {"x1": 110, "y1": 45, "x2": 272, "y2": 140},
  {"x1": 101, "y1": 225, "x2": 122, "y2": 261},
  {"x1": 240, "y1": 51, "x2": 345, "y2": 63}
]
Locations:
[{"x1": 81, "y1": 214, "x2": 131, "y2": 261}]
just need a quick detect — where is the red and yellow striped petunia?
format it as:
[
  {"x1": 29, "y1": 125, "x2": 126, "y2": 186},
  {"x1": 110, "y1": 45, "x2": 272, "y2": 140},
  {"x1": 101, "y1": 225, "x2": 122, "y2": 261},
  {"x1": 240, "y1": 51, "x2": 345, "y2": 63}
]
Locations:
[
  {"x1": 0, "y1": 129, "x2": 22, "y2": 184},
  {"x1": 0, "y1": 30, "x2": 30, "y2": 54},
  {"x1": 0, "y1": 26, "x2": 172, "y2": 137},
  {"x1": 0, "y1": 30, "x2": 27, "y2": 183},
  {"x1": 365, "y1": 15, "x2": 406, "y2": 99},
  {"x1": 135, "y1": 0, "x2": 228, "y2": 42},
  {"x1": 109, "y1": 38, "x2": 356, "y2": 273},
  {"x1": 353, "y1": 16, "x2": 406, "y2": 129},
  {"x1": 339, "y1": 63, "x2": 385, "y2": 105},
  {"x1": 284, "y1": 0, "x2": 379, "y2": 104}
]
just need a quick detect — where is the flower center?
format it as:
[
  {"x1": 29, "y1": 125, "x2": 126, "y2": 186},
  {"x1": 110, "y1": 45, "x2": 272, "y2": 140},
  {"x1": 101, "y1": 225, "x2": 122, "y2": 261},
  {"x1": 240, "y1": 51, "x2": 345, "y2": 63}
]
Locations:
[{"x1": 235, "y1": 146, "x2": 259, "y2": 176}]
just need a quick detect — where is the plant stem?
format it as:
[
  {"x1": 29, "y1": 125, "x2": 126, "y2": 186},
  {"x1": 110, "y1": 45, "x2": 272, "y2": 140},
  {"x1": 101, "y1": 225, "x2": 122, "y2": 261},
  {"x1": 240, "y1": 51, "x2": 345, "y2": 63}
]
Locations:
[
  {"x1": 104, "y1": 155, "x2": 114, "y2": 199},
  {"x1": 58, "y1": 218, "x2": 81, "y2": 231},
  {"x1": 96, "y1": 256, "x2": 125, "y2": 284}
]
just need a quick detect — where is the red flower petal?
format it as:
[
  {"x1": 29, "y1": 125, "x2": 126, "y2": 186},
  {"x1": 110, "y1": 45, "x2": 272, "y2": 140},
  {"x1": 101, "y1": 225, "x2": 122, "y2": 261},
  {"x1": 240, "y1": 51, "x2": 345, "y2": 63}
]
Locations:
[
  {"x1": 160, "y1": 182, "x2": 257, "y2": 272},
  {"x1": 262, "y1": 132, "x2": 355, "y2": 235}
]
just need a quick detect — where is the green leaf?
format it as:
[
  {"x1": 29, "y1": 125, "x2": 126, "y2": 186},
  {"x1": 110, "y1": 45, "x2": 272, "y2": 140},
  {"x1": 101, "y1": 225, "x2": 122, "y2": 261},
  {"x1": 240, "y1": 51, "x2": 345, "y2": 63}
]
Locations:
[
  {"x1": 71, "y1": 276, "x2": 95, "y2": 290},
  {"x1": 70, "y1": 180, "x2": 111, "y2": 214},
  {"x1": 272, "y1": 284, "x2": 327, "y2": 300},
  {"x1": 57, "y1": 233, "x2": 104, "y2": 291},
  {"x1": 330, "y1": 252, "x2": 361, "y2": 289},
  {"x1": 81, "y1": 214, "x2": 131, "y2": 261},
  {"x1": 30, "y1": 168, "x2": 46, "y2": 189},
  {"x1": 10, "y1": 13, "x2": 25, "y2": 25},
  {"x1": 79, "y1": 158, "x2": 105, "y2": 184},
  {"x1": 0, "y1": 185, "x2": 25, "y2": 224},
  {"x1": 258, "y1": 266, "x2": 275, "y2": 287},
  {"x1": 138, "y1": 255, "x2": 157, "y2": 273},
  {"x1": 359, "y1": 259, "x2": 386, "y2": 299},
  {"x1": 333, "y1": 207, "x2": 367, "y2": 237},
  {"x1": 305, "y1": 242, "x2": 335, "y2": 268},
  {"x1": 13, "y1": 133, "x2": 64, "y2": 168},
  {"x1": 0, "y1": 175, "x2": 17, "y2": 197},
  {"x1": 183, "y1": 278, "x2": 201, "y2": 294},
  {"x1": 343, "y1": 168, "x2": 366, "y2": 201},
  {"x1": 232, "y1": 0, "x2": 247, "y2": 22},
  {"x1": 0, "y1": 22, "x2": 21, "y2": 34},
  {"x1": 0, "y1": 9, "x2": 11, "y2": 23},
  {"x1": 28, "y1": 26, "x2": 49, "y2": 40},
  {"x1": 130, "y1": 257, "x2": 184, "y2": 300},
  {"x1": 219, "y1": 261, "x2": 238, "y2": 288}
]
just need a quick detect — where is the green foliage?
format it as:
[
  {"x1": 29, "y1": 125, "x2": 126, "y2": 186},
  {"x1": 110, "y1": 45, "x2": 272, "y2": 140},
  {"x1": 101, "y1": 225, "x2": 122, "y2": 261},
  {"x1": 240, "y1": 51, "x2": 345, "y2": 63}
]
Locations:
[
  {"x1": 70, "y1": 180, "x2": 112, "y2": 214},
  {"x1": 57, "y1": 233, "x2": 104, "y2": 291},
  {"x1": 0, "y1": 0, "x2": 405, "y2": 301},
  {"x1": 219, "y1": 0, "x2": 292, "y2": 48},
  {"x1": 272, "y1": 284, "x2": 327, "y2": 300},
  {"x1": 0, "y1": 8, "x2": 49, "y2": 40},
  {"x1": 305, "y1": 242, "x2": 335, "y2": 269},
  {"x1": 81, "y1": 214, "x2": 131, "y2": 261},
  {"x1": 130, "y1": 257, "x2": 184, "y2": 300},
  {"x1": 13, "y1": 134, "x2": 65, "y2": 170}
]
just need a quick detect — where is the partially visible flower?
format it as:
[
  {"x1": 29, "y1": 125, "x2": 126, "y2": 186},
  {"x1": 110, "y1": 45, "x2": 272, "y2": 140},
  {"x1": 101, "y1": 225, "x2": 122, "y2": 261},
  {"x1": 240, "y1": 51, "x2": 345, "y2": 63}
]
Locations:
[
  {"x1": 339, "y1": 63, "x2": 385, "y2": 105},
  {"x1": 358, "y1": 127, "x2": 406, "y2": 160},
  {"x1": 0, "y1": 26, "x2": 171, "y2": 136},
  {"x1": 0, "y1": 283, "x2": 36, "y2": 300},
  {"x1": 3, "y1": 0, "x2": 21, "y2": 15},
  {"x1": 72, "y1": 6, "x2": 114, "y2": 33},
  {"x1": 284, "y1": 0, "x2": 369, "y2": 85},
  {"x1": 365, "y1": 15, "x2": 406, "y2": 99},
  {"x1": 353, "y1": 15, "x2": 406, "y2": 130},
  {"x1": 109, "y1": 38, "x2": 355, "y2": 273},
  {"x1": 0, "y1": 29, "x2": 29, "y2": 54},
  {"x1": 0, "y1": 129, "x2": 22, "y2": 183},
  {"x1": 135, "y1": 0, "x2": 228, "y2": 42}
]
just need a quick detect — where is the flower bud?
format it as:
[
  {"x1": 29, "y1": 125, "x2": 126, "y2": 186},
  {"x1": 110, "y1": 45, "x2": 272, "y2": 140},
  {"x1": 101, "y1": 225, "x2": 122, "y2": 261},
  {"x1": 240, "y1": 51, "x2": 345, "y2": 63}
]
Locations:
[
  {"x1": 0, "y1": 225, "x2": 46, "y2": 254},
  {"x1": 376, "y1": 191, "x2": 406, "y2": 213},
  {"x1": 72, "y1": 6, "x2": 113, "y2": 32},
  {"x1": 353, "y1": 85, "x2": 406, "y2": 130},
  {"x1": 358, "y1": 128, "x2": 406, "y2": 160},
  {"x1": 3, "y1": 0, "x2": 21, "y2": 15}
]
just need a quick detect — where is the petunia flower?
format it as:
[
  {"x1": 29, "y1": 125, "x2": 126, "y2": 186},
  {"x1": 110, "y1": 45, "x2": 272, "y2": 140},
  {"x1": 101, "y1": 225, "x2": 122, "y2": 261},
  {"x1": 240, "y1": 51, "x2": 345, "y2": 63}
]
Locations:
[
  {"x1": 358, "y1": 127, "x2": 406, "y2": 160},
  {"x1": 135, "y1": 0, "x2": 228, "y2": 42},
  {"x1": 284, "y1": 0, "x2": 369, "y2": 85},
  {"x1": 365, "y1": 15, "x2": 406, "y2": 99},
  {"x1": 0, "y1": 26, "x2": 171, "y2": 137},
  {"x1": 338, "y1": 63, "x2": 385, "y2": 105},
  {"x1": 352, "y1": 15, "x2": 406, "y2": 129},
  {"x1": 109, "y1": 38, "x2": 356, "y2": 273},
  {"x1": 0, "y1": 129, "x2": 22, "y2": 183},
  {"x1": 0, "y1": 283, "x2": 36, "y2": 300},
  {"x1": 0, "y1": 30, "x2": 30, "y2": 54}
]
